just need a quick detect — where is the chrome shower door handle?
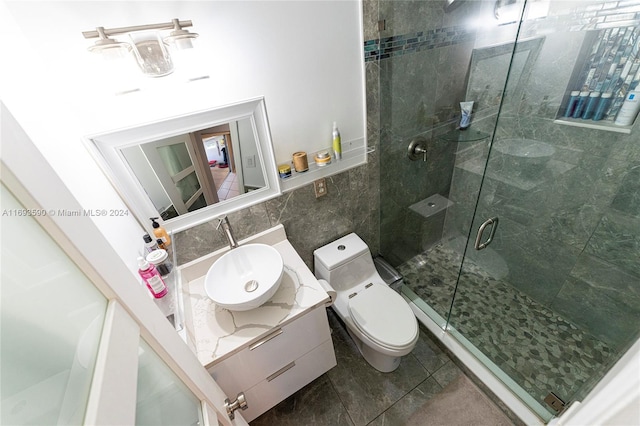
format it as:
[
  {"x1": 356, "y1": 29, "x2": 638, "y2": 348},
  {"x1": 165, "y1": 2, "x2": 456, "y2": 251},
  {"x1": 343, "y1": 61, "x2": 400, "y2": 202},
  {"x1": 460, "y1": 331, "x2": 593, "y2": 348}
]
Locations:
[{"x1": 474, "y1": 217, "x2": 499, "y2": 250}]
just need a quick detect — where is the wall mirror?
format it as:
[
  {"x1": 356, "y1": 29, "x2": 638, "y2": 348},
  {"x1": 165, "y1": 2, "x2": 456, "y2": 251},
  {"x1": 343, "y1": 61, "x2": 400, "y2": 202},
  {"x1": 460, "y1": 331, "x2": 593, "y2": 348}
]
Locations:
[{"x1": 86, "y1": 97, "x2": 281, "y2": 233}]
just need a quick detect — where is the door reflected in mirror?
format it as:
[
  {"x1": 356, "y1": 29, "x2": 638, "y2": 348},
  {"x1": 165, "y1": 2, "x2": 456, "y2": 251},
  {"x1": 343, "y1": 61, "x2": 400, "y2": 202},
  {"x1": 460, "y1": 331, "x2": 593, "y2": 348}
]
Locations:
[
  {"x1": 85, "y1": 97, "x2": 281, "y2": 233},
  {"x1": 120, "y1": 117, "x2": 265, "y2": 220}
]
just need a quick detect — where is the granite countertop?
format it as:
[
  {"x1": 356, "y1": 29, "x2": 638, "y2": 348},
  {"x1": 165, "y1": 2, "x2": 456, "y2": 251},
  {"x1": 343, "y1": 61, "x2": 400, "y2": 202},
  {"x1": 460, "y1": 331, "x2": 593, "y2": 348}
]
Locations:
[{"x1": 179, "y1": 225, "x2": 331, "y2": 369}]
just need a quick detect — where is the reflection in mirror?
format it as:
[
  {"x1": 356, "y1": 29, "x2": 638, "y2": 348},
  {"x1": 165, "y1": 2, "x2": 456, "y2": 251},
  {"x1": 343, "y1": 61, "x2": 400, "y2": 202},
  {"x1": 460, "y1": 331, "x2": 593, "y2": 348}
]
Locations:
[
  {"x1": 465, "y1": 37, "x2": 544, "y2": 114},
  {"x1": 86, "y1": 97, "x2": 280, "y2": 233},
  {"x1": 120, "y1": 117, "x2": 264, "y2": 221}
]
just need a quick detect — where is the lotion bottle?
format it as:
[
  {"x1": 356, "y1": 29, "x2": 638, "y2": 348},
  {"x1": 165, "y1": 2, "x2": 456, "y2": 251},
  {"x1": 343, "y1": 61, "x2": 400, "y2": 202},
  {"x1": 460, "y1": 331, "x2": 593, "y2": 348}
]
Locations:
[
  {"x1": 614, "y1": 90, "x2": 640, "y2": 126},
  {"x1": 151, "y1": 217, "x2": 171, "y2": 248},
  {"x1": 137, "y1": 256, "x2": 168, "y2": 298},
  {"x1": 332, "y1": 122, "x2": 342, "y2": 160}
]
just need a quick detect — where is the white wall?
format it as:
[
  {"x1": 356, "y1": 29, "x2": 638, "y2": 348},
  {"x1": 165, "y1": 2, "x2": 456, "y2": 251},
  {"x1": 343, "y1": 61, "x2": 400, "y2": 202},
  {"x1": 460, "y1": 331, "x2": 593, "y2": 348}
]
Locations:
[
  {"x1": 237, "y1": 118, "x2": 264, "y2": 188},
  {"x1": 0, "y1": 0, "x2": 365, "y2": 274}
]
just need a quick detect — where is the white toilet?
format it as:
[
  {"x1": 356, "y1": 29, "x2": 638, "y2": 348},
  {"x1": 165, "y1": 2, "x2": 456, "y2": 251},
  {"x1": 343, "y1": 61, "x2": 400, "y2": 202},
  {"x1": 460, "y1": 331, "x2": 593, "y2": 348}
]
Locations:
[{"x1": 314, "y1": 233, "x2": 419, "y2": 372}]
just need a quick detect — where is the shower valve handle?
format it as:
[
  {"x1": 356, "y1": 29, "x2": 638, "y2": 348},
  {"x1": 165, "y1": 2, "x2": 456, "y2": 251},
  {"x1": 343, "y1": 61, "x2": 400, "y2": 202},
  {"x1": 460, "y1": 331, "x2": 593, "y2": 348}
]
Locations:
[{"x1": 408, "y1": 137, "x2": 428, "y2": 162}]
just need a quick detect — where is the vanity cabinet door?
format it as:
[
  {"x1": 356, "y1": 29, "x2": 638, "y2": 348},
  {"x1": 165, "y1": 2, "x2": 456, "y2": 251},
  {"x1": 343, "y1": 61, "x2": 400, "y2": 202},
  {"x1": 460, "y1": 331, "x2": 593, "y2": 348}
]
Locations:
[
  {"x1": 207, "y1": 306, "x2": 336, "y2": 421},
  {"x1": 240, "y1": 339, "x2": 336, "y2": 422},
  {"x1": 208, "y1": 306, "x2": 332, "y2": 396}
]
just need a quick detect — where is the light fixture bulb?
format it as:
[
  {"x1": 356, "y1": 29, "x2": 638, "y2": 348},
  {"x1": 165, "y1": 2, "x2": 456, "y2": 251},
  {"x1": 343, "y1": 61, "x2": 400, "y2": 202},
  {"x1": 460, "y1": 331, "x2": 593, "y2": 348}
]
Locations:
[
  {"x1": 88, "y1": 27, "x2": 130, "y2": 54},
  {"x1": 163, "y1": 19, "x2": 199, "y2": 49}
]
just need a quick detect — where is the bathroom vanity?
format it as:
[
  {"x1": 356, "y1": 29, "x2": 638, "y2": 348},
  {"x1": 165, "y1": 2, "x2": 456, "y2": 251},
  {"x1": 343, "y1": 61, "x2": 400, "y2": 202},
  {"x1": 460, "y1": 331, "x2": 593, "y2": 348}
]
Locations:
[{"x1": 178, "y1": 225, "x2": 336, "y2": 422}]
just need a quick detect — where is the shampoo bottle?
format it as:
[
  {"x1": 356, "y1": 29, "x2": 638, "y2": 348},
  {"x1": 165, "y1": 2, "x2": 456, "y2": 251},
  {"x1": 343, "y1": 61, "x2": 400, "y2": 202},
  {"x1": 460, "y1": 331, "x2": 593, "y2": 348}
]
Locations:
[
  {"x1": 143, "y1": 233, "x2": 158, "y2": 253},
  {"x1": 137, "y1": 256, "x2": 168, "y2": 298},
  {"x1": 581, "y1": 91, "x2": 601, "y2": 120},
  {"x1": 151, "y1": 217, "x2": 171, "y2": 248},
  {"x1": 592, "y1": 92, "x2": 613, "y2": 121},
  {"x1": 572, "y1": 91, "x2": 590, "y2": 118},
  {"x1": 332, "y1": 122, "x2": 342, "y2": 160},
  {"x1": 564, "y1": 91, "x2": 580, "y2": 117}
]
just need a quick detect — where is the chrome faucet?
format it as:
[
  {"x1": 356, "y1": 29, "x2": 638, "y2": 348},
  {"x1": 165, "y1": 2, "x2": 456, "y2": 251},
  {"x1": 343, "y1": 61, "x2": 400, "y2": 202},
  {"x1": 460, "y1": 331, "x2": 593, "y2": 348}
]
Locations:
[{"x1": 216, "y1": 216, "x2": 239, "y2": 249}]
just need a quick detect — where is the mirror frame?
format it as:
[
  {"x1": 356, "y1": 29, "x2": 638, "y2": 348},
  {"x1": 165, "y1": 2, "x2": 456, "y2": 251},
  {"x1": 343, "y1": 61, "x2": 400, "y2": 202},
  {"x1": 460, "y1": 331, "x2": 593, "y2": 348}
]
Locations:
[{"x1": 85, "y1": 97, "x2": 281, "y2": 233}]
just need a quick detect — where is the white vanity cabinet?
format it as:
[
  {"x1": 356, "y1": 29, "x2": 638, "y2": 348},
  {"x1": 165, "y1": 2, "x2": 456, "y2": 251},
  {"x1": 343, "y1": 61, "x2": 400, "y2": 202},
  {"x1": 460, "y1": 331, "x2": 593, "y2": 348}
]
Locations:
[
  {"x1": 207, "y1": 306, "x2": 336, "y2": 421},
  {"x1": 180, "y1": 225, "x2": 338, "y2": 423}
]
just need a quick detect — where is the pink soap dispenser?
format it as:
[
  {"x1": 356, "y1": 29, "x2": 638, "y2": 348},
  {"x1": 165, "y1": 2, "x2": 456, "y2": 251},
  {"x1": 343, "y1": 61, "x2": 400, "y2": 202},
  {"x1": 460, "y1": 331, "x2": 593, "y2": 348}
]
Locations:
[{"x1": 137, "y1": 256, "x2": 168, "y2": 298}]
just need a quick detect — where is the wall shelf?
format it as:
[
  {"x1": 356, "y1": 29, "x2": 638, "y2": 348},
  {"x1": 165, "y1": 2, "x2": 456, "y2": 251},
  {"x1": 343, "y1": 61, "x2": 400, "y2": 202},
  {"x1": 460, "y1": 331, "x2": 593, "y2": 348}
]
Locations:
[
  {"x1": 438, "y1": 128, "x2": 490, "y2": 143},
  {"x1": 278, "y1": 139, "x2": 368, "y2": 193},
  {"x1": 553, "y1": 117, "x2": 632, "y2": 134}
]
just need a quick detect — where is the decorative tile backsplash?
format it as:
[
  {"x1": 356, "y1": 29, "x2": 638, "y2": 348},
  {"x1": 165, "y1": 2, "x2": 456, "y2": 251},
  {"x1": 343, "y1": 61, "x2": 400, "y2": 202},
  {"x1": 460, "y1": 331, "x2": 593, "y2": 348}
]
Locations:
[{"x1": 364, "y1": 26, "x2": 476, "y2": 62}]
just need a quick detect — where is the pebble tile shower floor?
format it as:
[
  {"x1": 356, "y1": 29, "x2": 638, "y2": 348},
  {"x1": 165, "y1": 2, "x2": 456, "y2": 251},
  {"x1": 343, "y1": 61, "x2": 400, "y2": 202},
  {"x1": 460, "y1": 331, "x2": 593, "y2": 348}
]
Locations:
[{"x1": 397, "y1": 241, "x2": 617, "y2": 408}]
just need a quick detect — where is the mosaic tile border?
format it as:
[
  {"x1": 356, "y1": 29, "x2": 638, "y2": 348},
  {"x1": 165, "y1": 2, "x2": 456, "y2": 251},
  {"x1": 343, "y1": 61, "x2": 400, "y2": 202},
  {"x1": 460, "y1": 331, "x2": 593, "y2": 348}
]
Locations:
[
  {"x1": 363, "y1": 1, "x2": 640, "y2": 63},
  {"x1": 364, "y1": 26, "x2": 475, "y2": 62}
]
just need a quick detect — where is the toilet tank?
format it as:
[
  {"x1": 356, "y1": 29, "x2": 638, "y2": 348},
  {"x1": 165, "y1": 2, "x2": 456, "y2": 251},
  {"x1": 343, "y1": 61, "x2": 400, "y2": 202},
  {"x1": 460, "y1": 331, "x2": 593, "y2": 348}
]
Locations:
[{"x1": 313, "y1": 233, "x2": 377, "y2": 291}]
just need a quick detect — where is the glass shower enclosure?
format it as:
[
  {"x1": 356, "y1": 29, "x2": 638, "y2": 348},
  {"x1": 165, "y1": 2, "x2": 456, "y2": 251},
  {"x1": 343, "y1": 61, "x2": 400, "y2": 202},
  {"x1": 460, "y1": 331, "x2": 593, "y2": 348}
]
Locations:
[{"x1": 376, "y1": 0, "x2": 640, "y2": 421}]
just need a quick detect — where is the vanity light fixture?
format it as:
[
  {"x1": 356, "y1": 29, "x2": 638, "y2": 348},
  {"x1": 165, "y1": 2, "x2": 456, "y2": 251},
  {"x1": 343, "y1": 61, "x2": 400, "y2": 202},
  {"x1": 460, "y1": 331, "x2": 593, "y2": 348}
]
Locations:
[{"x1": 82, "y1": 19, "x2": 199, "y2": 78}]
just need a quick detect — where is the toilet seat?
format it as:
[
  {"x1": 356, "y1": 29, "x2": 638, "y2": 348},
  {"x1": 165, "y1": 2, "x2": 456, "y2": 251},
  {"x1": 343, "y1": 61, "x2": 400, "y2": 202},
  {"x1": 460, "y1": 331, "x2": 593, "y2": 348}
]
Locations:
[{"x1": 348, "y1": 284, "x2": 417, "y2": 350}]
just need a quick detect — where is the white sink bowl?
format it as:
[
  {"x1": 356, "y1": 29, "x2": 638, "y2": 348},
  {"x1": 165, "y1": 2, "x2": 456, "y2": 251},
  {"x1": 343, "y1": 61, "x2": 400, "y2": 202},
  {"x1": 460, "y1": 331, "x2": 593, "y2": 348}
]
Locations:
[{"x1": 204, "y1": 244, "x2": 284, "y2": 311}]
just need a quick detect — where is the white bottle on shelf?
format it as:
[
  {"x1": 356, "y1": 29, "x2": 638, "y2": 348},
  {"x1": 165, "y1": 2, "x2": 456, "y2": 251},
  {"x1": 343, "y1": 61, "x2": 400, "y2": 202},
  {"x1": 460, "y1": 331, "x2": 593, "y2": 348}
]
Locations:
[{"x1": 614, "y1": 91, "x2": 640, "y2": 126}]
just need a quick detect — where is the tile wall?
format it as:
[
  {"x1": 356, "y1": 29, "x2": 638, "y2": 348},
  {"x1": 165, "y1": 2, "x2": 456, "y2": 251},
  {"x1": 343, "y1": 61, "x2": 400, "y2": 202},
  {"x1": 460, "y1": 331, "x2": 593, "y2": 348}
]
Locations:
[
  {"x1": 174, "y1": 3, "x2": 382, "y2": 269},
  {"x1": 174, "y1": 0, "x2": 640, "y2": 355}
]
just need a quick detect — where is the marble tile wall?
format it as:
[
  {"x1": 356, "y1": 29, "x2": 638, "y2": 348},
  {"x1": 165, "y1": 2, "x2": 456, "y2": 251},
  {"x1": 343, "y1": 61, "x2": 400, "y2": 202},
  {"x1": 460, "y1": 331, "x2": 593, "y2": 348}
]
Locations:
[
  {"x1": 175, "y1": 0, "x2": 382, "y2": 271},
  {"x1": 377, "y1": 0, "x2": 489, "y2": 265},
  {"x1": 174, "y1": 0, "x2": 640, "y2": 357},
  {"x1": 445, "y1": 89, "x2": 640, "y2": 352},
  {"x1": 374, "y1": 0, "x2": 640, "y2": 355},
  {"x1": 174, "y1": 153, "x2": 380, "y2": 270}
]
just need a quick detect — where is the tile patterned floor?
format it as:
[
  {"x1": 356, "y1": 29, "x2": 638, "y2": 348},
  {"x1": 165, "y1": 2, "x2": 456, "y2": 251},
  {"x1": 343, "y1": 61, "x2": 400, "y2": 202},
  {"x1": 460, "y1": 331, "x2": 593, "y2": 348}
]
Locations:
[
  {"x1": 397, "y1": 241, "x2": 617, "y2": 409},
  {"x1": 250, "y1": 309, "x2": 515, "y2": 426},
  {"x1": 210, "y1": 167, "x2": 240, "y2": 201}
]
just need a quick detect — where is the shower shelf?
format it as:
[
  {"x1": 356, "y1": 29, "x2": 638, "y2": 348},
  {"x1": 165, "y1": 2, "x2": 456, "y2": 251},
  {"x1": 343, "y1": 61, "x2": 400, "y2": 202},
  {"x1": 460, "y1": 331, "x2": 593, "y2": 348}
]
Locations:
[
  {"x1": 438, "y1": 129, "x2": 490, "y2": 143},
  {"x1": 553, "y1": 117, "x2": 633, "y2": 134}
]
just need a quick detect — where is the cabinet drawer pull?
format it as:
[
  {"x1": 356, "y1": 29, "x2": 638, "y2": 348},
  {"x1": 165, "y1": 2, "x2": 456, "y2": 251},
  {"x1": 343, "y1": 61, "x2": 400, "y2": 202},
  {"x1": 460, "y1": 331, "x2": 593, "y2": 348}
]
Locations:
[
  {"x1": 267, "y1": 361, "x2": 296, "y2": 382},
  {"x1": 249, "y1": 328, "x2": 283, "y2": 351}
]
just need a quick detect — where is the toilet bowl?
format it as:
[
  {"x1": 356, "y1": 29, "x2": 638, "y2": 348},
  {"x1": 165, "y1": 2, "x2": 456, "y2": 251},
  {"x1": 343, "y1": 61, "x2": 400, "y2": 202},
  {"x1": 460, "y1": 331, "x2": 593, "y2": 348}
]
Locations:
[{"x1": 314, "y1": 233, "x2": 419, "y2": 372}]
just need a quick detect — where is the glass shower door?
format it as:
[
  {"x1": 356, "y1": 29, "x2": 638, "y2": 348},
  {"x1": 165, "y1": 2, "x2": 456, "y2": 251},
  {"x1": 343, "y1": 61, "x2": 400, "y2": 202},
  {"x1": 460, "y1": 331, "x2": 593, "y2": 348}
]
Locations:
[{"x1": 447, "y1": 1, "x2": 640, "y2": 419}]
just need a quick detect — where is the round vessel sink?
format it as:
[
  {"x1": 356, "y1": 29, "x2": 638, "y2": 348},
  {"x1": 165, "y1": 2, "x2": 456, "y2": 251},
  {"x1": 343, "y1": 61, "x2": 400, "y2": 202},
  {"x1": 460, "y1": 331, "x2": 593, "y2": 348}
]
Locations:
[{"x1": 205, "y1": 244, "x2": 284, "y2": 311}]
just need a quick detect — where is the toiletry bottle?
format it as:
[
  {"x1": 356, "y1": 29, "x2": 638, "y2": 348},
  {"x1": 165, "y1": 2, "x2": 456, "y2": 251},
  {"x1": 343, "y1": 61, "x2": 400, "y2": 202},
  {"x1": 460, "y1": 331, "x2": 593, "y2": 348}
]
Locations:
[
  {"x1": 564, "y1": 91, "x2": 580, "y2": 117},
  {"x1": 332, "y1": 122, "x2": 342, "y2": 160},
  {"x1": 143, "y1": 233, "x2": 158, "y2": 253},
  {"x1": 151, "y1": 217, "x2": 171, "y2": 248},
  {"x1": 572, "y1": 91, "x2": 590, "y2": 118},
  {"x1": 146, "y1": 249, "x2": 173, "y2": 277},
  {"x1": 137, "y1": 256, "x2": 168, "y2": 298},
  {"x1": 593, "y1": 92, "x2": 613, "y2": 121},
  {"x1": 581, "y1": 91, "x2": 601, "y2": 120},
  {"x1": 614, "y1": 90, "x2": 640, "y2": 126},
  {"x1": 459, "y1": 101, "x2": 474, "y2": 129}
]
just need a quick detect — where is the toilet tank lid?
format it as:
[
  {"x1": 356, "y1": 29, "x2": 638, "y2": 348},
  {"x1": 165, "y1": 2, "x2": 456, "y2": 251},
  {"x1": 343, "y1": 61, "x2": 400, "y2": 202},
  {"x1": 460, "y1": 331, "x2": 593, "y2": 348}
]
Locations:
[{"x1": 314, "y1": 233, "x2": 369, "y2": 271}]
